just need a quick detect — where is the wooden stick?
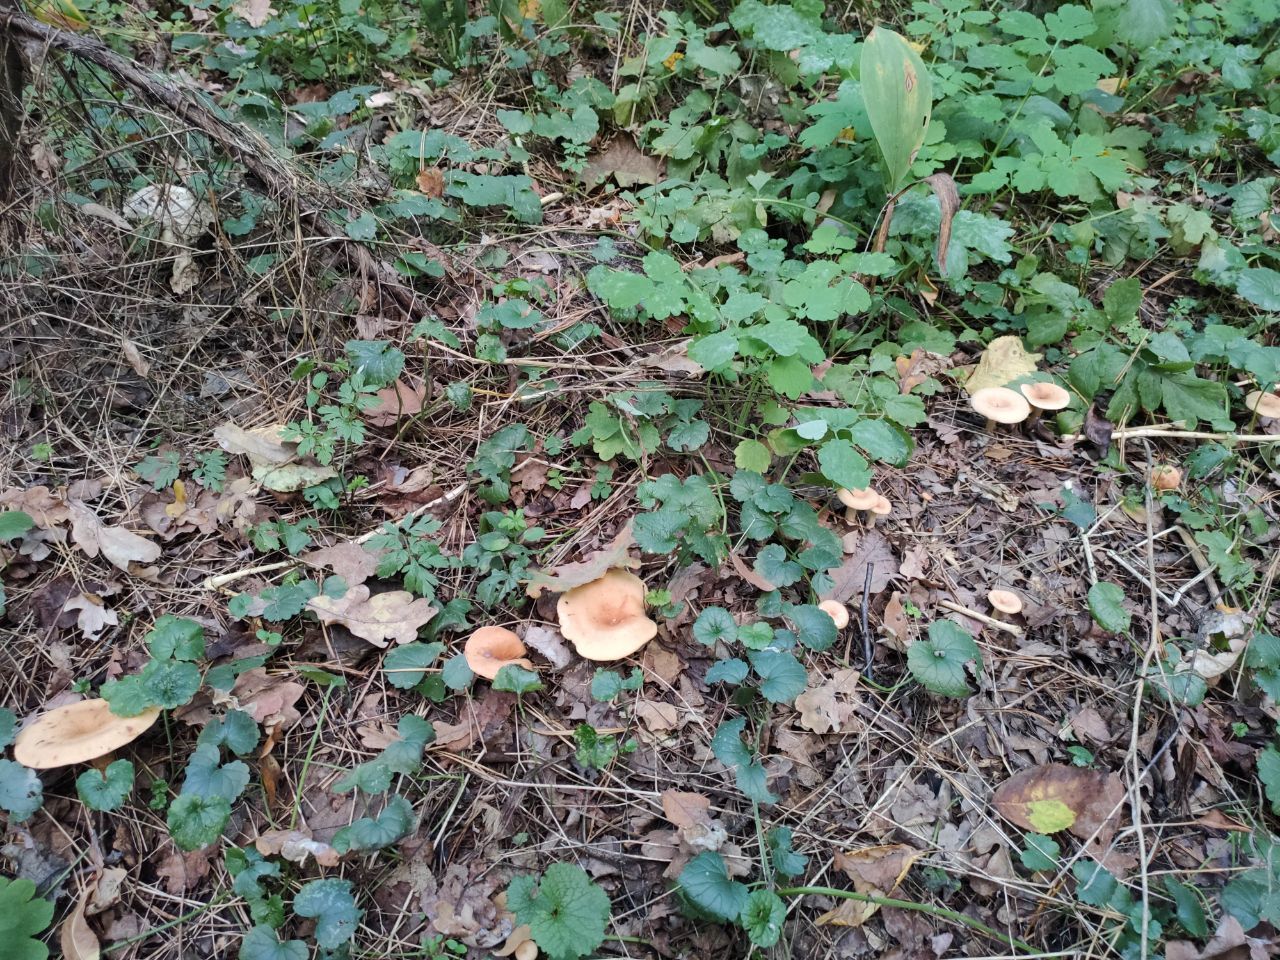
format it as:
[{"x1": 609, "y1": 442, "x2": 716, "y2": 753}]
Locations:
[
  {"x1": 937, "y1": 599, "x2": 1024, "y2": 637},
  {"x1": 1063, "y1": 428, "x2": 1280, "y2": 443}
]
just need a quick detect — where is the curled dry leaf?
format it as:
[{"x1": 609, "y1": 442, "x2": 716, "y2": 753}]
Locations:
[
  {"x1": 60, "y1": 888, "x2": 100, "y2": 960},
  {"x1": 817, "y1": 843, "x2": 923, "y2": 927},
  {"x1": 68, "y1": 502, "x2": 161, "y2": 574},
  {"x1": 524, "y1": 522, "x2": 638, "y2": 598},
  {"x1": 62, "y1": 593, "x2": 119, "y2": 640},
  {"x1": 993, "y1": 764, "x2": 1126, "y2": 845},
  {"x1": 0, "y1": 485, "x2": 71, "y2": 528},
  {"x1": 214, "y1": 422, "x2": 336, "y2": 492},
  {"x1": 255, "y1": 828, "x2": 341, "y2": 867},
  {"x1": 924, "y1": 172, "x2": 959, "y2": 272},
  {"x1": 306, "y1": 584, "x2": 437, "y2": 647},
  {"x1": 521, "y1": 624, "x2": 572, "y2": 671},
  {"x1": 964, "y1": 336, "x2": 1043, "y2": 395},
  {"x1": 302, "y1": 542, "x2": 383, "y2": 587}
]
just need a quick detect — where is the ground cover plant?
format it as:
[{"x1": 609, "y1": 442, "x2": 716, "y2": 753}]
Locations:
[{"x1": 2, "y1": 0, "x2": 1280, "y2": 958}]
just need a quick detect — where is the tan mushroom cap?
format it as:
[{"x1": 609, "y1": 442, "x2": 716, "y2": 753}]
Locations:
[
  {"x1": 13, "y1": 698, "x2": 161, "y2": 769},
  {"x1": 1150, "y1": 464, "x2": 1181, "y2": 492},
  {"x1": 987, "y1": 589, "x2": 1024, "y2": 615},
  {"x1": 1020, "y1": 382, "x2": 1071, "y2": 411},
  {"x1": 818, "y1": 600, "x2": 850, "y2": 630},
  {"x1": 464, "y1": 626, "x2": 534, "y2": 681},
  {"x1": 870, "y1": 495, "x2": 892, "y2": 517},
  {"x1": 971, "y1": 387, "x2": 1032, "y2": 424},
  {"x1": 1245, "y1": 390, "x2": 1280, "y2": 419},
  {"x1": 556, "y1": 568, "x2": 657, "y2": 662},
  {"x1": 837, "y1": 487, "x2": 878, "y2": 510}
]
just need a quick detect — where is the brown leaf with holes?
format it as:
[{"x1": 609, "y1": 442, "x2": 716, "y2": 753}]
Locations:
[
  {"x1": 817, "y1": 844, "x2": 923, "y2": 927},
  {"x1": 524, "y1": 522, "x2": 638, "y2": 598},
  {"x1": 307, "y1": 584, "x2": 437, "y2": 647}
]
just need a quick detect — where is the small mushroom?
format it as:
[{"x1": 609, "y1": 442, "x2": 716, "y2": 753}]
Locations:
[
  {"x1": 867, "y1": 494, "x2": 893, "y2": 528},
  {"x1": 1150, "y1": 464, "x2": 1181, "y2": 492},
  {"x1": 1020, "y1": 382, "x2": 1071, "y2": 425},
  {"x1": 557, "y1": 568, "x2": 658, "y2": 661},
  {"x1": 970, "y1": 387, "x2": 1032, "y2": 431},
  {"x1": 515, "y1": 942, "x2": 538, "y2": 960},
  {"x1": 987, "y1": 589, "x2": 1024, "y2": 618},
  {"x1": 1245, "y1": 390, "x2": 1280, "y2": 419},
  {"x1": 464, "y1": 626, "x2": 534, "y2": 681},
  {"x1": 13, "y1": 699, "x2": 161, "y2": 769},
  {"x1": 818, "y1": 600, "x2": 850, "y2": 630},
  {"x1": 837, "y1": 487, "x2": 878, "y2": 511}
]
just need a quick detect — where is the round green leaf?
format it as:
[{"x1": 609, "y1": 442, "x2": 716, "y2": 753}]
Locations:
[
  {"x1": 907, "y1": 620, "x2": 981, "y2": 697},
  {"x1": 1087, "y1": 581, "x2": 1130, "y2": 633}
]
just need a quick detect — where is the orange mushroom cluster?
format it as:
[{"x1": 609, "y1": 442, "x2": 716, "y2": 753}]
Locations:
[
  {"x1": 838, "y1": 486, "x2": 892, "y2": 525},
  {"x1": 970, "y1": 382, "x2": 1071, "y2": 430}
]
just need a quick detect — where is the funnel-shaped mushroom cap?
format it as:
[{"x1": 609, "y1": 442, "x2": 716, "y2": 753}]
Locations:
[
  {"x1": 464, "y1": 626, "x2": 534, "y2": 681},
  {"x1": 13, "y1": 699, "x2": 160, "y2": 769},
  {"x1": 818, "y1": 600, "x2": 850, "y2": 630},
  {"x1": 837, "y1": 487, "x2": 878, "y2": 510},
  {"x1": 1020, "y1": 382, "x2": 1071, "y2": 411},
  {"x1": 1245, "y1": 390, "x2": 1280, "y2": 418},
  {"x1": 971, "y1": 387, "x2": 1032, "y2": 424},
  {"x1": 556, "y1": 568, "x2": 657, "y2": 661},
  {"x1": 870, "y1": 495, "x2": 892, "y2": 517},
  {"x1": 987, "y1": 589, "x2": 1023, "y2": 615}
]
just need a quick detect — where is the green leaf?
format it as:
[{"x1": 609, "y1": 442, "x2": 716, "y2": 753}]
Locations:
[
  {"x1": 861, "y1": 26, "x2": 932, "y2": 193},
  {"x1": 907, "y1": 620, "x2": 981, "y2": 697},
  {"x1": 740, "y1": 889, "x2": 786, "y2": 948},
  {"x1": 507, "y1": 864, "x2": 610, "y2": 960},
  {"x1": 1163, "y1": 877, "x2": 1208, "y2": 938},
  {"x1": 711, "y1": 717, "x2": 776, "y2": 803},
  {"x1": 677, "y1": 851, "x2": 748, "y2": 922},
  {"x1": 850, "y1": 419, "x2": 911, "y2": 466},
  {"x1": 591, "y1": 667, "x2": 643, "y2": 701},
  {"x1": 1019, "y1": 832, "x2": 1060, "y2": 871},
  {"x1": 167, "y1": 793, "x2": 232, "y2": 850},
  {"x1": 1072, "y1": 860, "x2": 1118, "y2": 907},
  {"x1": 754, "y1": 544, "x2": 803, "y2": 589},
  {"x1": 181, "y1": 744, "x2": 250, "y2": 803},
  {"x1": 333, "y1": 794, "x2": 415, "y2": 853},
  {"x1": 344, "y1": 210, "x2": 378, "y2": 241},
  {"x1": 345, "y1": 339, "x2": 406, "y2": 387},
  {"x1": 749, "y1": 650, "x2": 807, "y2": 704},
  {"x1": 1260, "y1": 743, "x2": 1280, "y2": 814},
  {"x1": 76, "y1": 759, "x2": 134, "y2": 812},
  {"x1": 705, "y1": 658, "x2": 748, "y2": 685},
  {"x1": 0, "y1": 876, "x2": 54, "y2": 960},
  {"x1": 766, "y1": 826, "x2": 808, "y2": 878},
  {"x1": 384, "y1": 641, "x2": 446, "y2": 689},
  {"x1": 817, "y1": 439, "x2": 871, "y2": 491},
  {"x1": 492, "y1": 663, "x2": 543, "y2": 695},
  {"x1": 238, "y1": 925, "x2": 308, "y2": 960},
  {"x1": 1237, "y1": 267, "x2": 1280, "y2": 311},
  {"x1": 788, "y1": 604, "x2": 838, "y2": 652},
  {"x1": 146, "y1": 616, "x2": 206, "y2": 661},
  {"x1": 0, "y1": 510, "x2": 35, "y2": 542},
  {"x1": 0, "y1": 759, "x2": 43, "y2": 822},
  {"x1": 1113, "y1": 0, "x2": 1177, "y2": 48},
  {"x1": 294, "y1": 879, "x2": 363, "y2": 950},
  {"x1": 441, "y1": 653, "x2": 475, "y2": 691},
  {"x1": 1087, "y1": 581, "x2": 1130, "y2": 633},
  {"x1": 0, "y1": 707, "x2": 15, "y2": 748},
  {"x1": 139, "y1": 659, "x2": 202, "y2": 710},
  {"x1": 735, "y1": 439, "x2": 773, "y2": 472},
  {"x1": 197, "y1": 710, "x2": 260, "y2": 757}
]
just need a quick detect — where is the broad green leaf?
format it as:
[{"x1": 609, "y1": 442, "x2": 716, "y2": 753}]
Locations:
[
  {"x1": 740, "y1": 889, "x2": 786, "y2": 948},
  {"x1": 181, "y1": 744, "x2": 250, "y2": 802},
  {"x1": 139, "y1": 659, "x2": 202, "y2": 709},
  {"x1": 705, "y1": 658, "x2": 749, "y2": 685},
  {"x1": 333, "y1": 794, "x2": 415, "y2": 853},
  {"x1": 677, "y1": 851, "x2": 748, "y2": 922},
  {"x1": 167, "y1": 793, "x2": 232, "y2": 850},
  {"x1": 766, "y1": 826, "x2": 809, "y2": 878},
  {"x1": 0, "y1": 760, "x2": 43, "y2": 822},
  {"x1": 1236, "y1": 267, "x2": 1280, "y2": 311},
  {"x1": 492, "y1": 663, "x2": 543, "y2": 695},
  {"x1": 788, "y1": 603, "x2": 838, "y2": 652},
  {"x1": 693, "y1": 607, "x2": 736, "y2": 647},
  {"x1": 0, "y1": 707, "x2": 15, "y2": 748},
  {"x1": 1114, "y1": 0, "x2": 1177, "y2": 48},
  {"x1": 507, "y1": 864, "x2": 610, "y2": 960},
  {"x1": 197, "y1": 710, "x2": 260, "y2": 757},
  {"x1": 238, "y1": 925, "x2": 308, "y2": 960},
  {"x1": 1260, "y1": 743, "x2": 1280, "y2": 814},
  {"x1": 441, "y1": 653, "x2": 475, "y2": 690},
  {"x1": 590, "y1": 667, "x2": 642, "y2": 701},
  {"x1": 754, "y1": 544, "x2": 803, "y2": 589},
  {"x1": 907, "y1": 620, "x2": 981, "y2": 697},
  {"x1": 816, "y1": 439, "x2": 871, "y2": 491},
  {"x1": 1020, "y1": 832, "x2": 1060, "y2": 871},
  {"x1": 850, "y1": 419, "x2": 911, "y2": 465},
  {"x1": 0, "y1": 511, "x2": 34, "y2": 542},
  {"x1": 383, "y1": 641, "x2": 446, "y2": 689},
  {"x1": 1163, "y1": 876, "x2": 1208, "y2": 938},
  {"x1": 294, "y1": 879, "x2": 362, "y2": 950},
  {"x1": 76, "y1": 759, "x2": 134, "y2": 811},
  {"x1": 735, "y1": 439, "x2": 773, "y2": 472},
  {"x1": 146, "y1": 616, "x2": 206, "y2": 661},
  {"x1": 0, "y1": 876, "x2": 54, "y2": 960},
  {"x1": 1087, "y1": 581, "x2": 1130, "y2": 633},
  {"x1": 861, "y1": 26, "x2": 932, "y2": 193},
  {"x1": 748, "y1": 650, "x2": 807, "y2": 704}
]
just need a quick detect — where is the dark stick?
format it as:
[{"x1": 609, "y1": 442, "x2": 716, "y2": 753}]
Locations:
[{"x1": 861, "y1": 562, "x2": 874, "y2": 682}]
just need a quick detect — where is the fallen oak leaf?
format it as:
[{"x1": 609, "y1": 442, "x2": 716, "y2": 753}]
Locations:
[
  {"x1": 306, "y1": 585, "x2": 437, "y2": 647},
  {"x1": 817, "y1": 844, "x2": 922, "y2": 928},
  {"x1": 67, "y1": 501, "x2": 161, "y2": 574},
  {"x1": 524, "y1": 522, "x2": 638, "y2": 598},
  {"x1": 363, "y1": 379, "x2": 425, "y2": 427},
  {"x1": 60, "y1": 887, "x2": 100, "y2": 960}
]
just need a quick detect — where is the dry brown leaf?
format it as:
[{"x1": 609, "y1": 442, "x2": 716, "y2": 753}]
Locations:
[
  {"x1": 60, "y1": 888, "x2": 100, "y2": 960},
  {"x1": 1068, "y1": 707, "x2": 1112, "y2": 744},
  {"x1": 641, "y1": 340, "x2": 705, "y2": 376},
  {"x1": 817, "y1": 844, "x2": 923, "y2": 927},
  {"x1": 0, "y1": 485, "x2": 71, "y2": 528},
  {"x1": 822, "y1": 531, "x2": 896, "y2": 602},
  {"x1": 993, "y1": 764, "x2": 1125, "y2": 843},
  {"x1": 306, "y1": 584, "x2": 437, "y2": 647},
  {"x1": 214, "y1": 422, "x2": 294, "y2": 464},
  {"x1": 880, "y1": 591, "x2": 910, "y2": 651},
  {"x1": 728, "y1": 549, "x2": 776, "y2": 592},
  {"x1": 416, "y1": 167, "x2": 445, "y2": 198},
  {"x1": 634, "y1": 700, "x2": 679, "y2": 733},
  {"x1": 86, "y1": 867, "x2": 127, "y2": 916},
  {"x1": 120, "y1": 338, "x2": 150, "y2": 378},
  {"x1": 255, "y1": 828, "x2": 341, "y2": 867},
  {"x1": 524, "y1": 523, "x2": 638, "y2": 598},
  {"x1": 661, "y1": 791, "x2": 711, "y2": 832},
  {"x1": 67, "y1": 501, "x2": 161, "y2": 574},
  {"x1": 580, "y1": 135, "x2": 662, "y2": 189},
  {"x1": 925, "y1": 172, "x2": 959, "y2": 272},
  {"x1": 363, "y1": 379, "x2": 426, "y2": 427},
  {"x1": 521, "y1": 624, "x2": 572, "y2": 670},
  {"x1": 964, "y1": 336, "x2": 1042, "y2": 395},
  {"x1": 303, "y1": 542, "x2": 383, "y2": 587},
  {"x1": 795, "y1": 669, "x2": 860, "y2": 735},
  {"x1": 62, "y1": 593, "x2": 119, "y2": 640}
]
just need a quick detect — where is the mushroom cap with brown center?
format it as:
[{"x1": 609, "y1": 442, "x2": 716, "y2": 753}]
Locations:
[
  {"x1": 987, "y1": 589, "x2": 1024, "y2": 615},
  {"x1": 837, "y1": 487, "x2": 878, "y2": 510},
  {"x1": 971, "y1": 387, "x2": 1032, "y2": 424},
  {"x1": 13, "y1": 698, "x2": 161, "y2": 769},
  {"x1": 870, "y1": 495, "x2": 892, "y2": 517},
  {"x1": 464, "y1": 626, "x2": 534, "y2": 681},
  {"x1": 1150, "y1": 464, "x2": 1181, "y2": 492},
  {"x1": 556, "y1": 568, "x2": 657, "y2": 661},
  {"x1": 1020, "y1": 382, "x2": 1071, "y2": 411},
  {"x1": 818, "y1": 600, "x2": 850, "y2": 630},
  {"x1": 1245, "y1": 390, "x2": 1280, "y2": 419}
]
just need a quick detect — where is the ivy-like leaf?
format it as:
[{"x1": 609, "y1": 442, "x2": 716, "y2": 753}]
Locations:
[
  {"x1": 383, "y1": 641, "x2": 446, "y2": 689},
  {"x1": 333, "y1": 794, "x2": 415, "y2": 853},
  {"x1": 740, "y1": 889, "x2": 786, "y2": 947},
  {"x1": 767, "y1": 826, "x2": 808, "y2": 878},
  {"x1": 0, "y1": 759, "x2": 43, "y2": 822},
  {"x1": 693, "y1": 607, "x2": 737, "y2": 647},
  {"x1": 181, "y1": 744, "x2": 250, "y2": 802},
  {"x1": 238, "y1": 925, "x2": 308, "y2": 960},
  {"x1": 492, "y1": 663, "x2": 544, "y2": 694},
  {"x1": 677, "y1": 851, "x2": 748, "y2": 922},
  {"x1": 146, "y1": 615, "x2": 206, "y2": 661},
  {"x1": 749, "y1": 650, "x2": 807, "y2": 704},
  {"x1": 76, "y1": 759, "x2": 135, "y2": 812},
  {"x1": 0, "y1": 877, "x2": 54, "y2": 960},
  {"x1": 705, "y1": 658, "x2": 749, "y2": 685},
  {"x1": 907, "y1": 620, "x2": 981, "y2": 697},
  {"x1": 294, "y1": 878, "x2": 363, "y2": 950},
  {"x1": 197, "y1": 710, "x2": 260, "y2": 757},
  {"x1": 168, "y1": 793, "x2": 232, "y2": 850},
  {"x1": 1087, "y1": 581, "x2": 1130, "y2": 633},
  {"x1": 0, "y1": 510, "x2": 34, "y2": 542},
  {"x1": 506, "y1": 864, "x2": 610, "y2": 960}
]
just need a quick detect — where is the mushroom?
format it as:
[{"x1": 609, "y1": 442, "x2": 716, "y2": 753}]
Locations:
[
  {"x1": 1150, "y1": 464, "x2": 1181, "y2": 492},
  {"x1": 818, "y1": 600, "x2": 850, "y2": 630},
  {"x1": 839, "y1": 487, "x2": 880, "y2": 526},
  {"x1": 1245, "y1": 390, "x2": 1280, "y2": 419},
  {"x1": 867, "y1": 494, "x2": 893, "y2": 528},
  {"x1": 1020, "y1": 382, "x2": 1071, "y2": 425},
  {"x1": 987, "y1": 589, "x2": 1023, "y2": 618},
  {"x1": 556, "y1": 568, "x2": 658, "y2": 661},
  {"x1": 970, "y1": 387, "x2": 1032, "y2": 431},
  {"x1": 12, "y1": 699, "x2": 161, "y2": 769},
  {"x1": 464, "y1": 626, "x2": 535, "y2": 681}
]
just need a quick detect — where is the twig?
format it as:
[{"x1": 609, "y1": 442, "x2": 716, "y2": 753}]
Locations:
[
  {"x1": 937, "y1": 599, "x2": 1024, "y2": 637},
  {"x1": 1063, "y1": 427, "x2": 1280, "y2": 443},
  {"x1": 860, "y1": 561, "x2": 874, "y2": 682}
]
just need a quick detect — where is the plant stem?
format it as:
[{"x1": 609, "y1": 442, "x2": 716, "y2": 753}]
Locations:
[{"x1": 775, "y1": 886, "x2": 1037, "y2": 954}]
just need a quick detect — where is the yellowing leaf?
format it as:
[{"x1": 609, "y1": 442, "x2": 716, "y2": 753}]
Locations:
[
  {"x1": 861, "y1": 27, "x2": 932, "y2": 193},
  {"x1": 964, "y1": 336, "x2": 1042, "y2": 394},
  {"x1": 1025, "y1": 798, "x2": 1077, "y2": 833},
  {"x1": 993, "y1": 764, "x2": 1126, "y2": 844},
  {"x1": 663, "y1": 51, "x2": 684, "y2": 71}
]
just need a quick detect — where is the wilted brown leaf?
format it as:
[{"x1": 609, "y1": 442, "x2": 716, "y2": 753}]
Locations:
[
  {"x1": 68, "y1": 502, "x2": 161, "y2": 574},
  {"x1": 524, "y1": 523, "x2": 638, "y2": 598},
  {"x1": 728, "y1": 549, "x2": 776, "y2": 592},
  {"x1": 416, "y1": 167, "x2": 445, "y2": 198},
  {"x1": 822, "y1": 530, "x2": 896, "y2": 602},
  {"x1": 794, "y1": 668, "x2": 860, "y2": 735},
  {"x1": 993, "y1": 764, "x2": 1125, "y2": 844},
  {"x1": 363, "y1": 379, "x2": 426, "y2": 427},
  {"x1": 0, "y1": 485, "x2": 71, "y2": 529},
  {"x1": 880, "y1": 591, "x2": 910, "y2": 651},
  {"x1": 817, "y1": 844, "x2": 923, "y2": 927},
  {"x1": 255, "y1": 828, "x2": 341, "y2": 867},
  {"x1": 661, "y1": 791, "x2": 711, "y2": 832},
  {"x1": 303, "y1": 542, "x2": 382, "y2": 587},
  {"x1": 925, "y1": 172, "x2": 959, "y2": 272},
  {"x1": 580, "y1": 135, "x2": 662, "y2": 189},
  {"x1": 60, "y1": 889, "x2": 99, "y2": 960},
  {"x1": 307, "y1": 584, "x2": 437, "y2": 647},
  {"x1": 61, "y1": 593, "x2": 118, "y2": 641}
]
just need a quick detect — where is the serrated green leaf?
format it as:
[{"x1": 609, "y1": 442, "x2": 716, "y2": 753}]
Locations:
[
  {"x1": 294, "y1": 878, "x2": 362, "y2": 949},
  {"x1": 907, "y1": 620, "x2": 981, "y2": 697},
  {"x1": 441, "y1": 653, "x2": 475, "y2": 690},
  {"x1": 740, "y1": 889, "x2": 786, "y2": 948},
  {"x1": 76, "y1": 759, "x2": 134, "y2": 812},
  {"x1": 0, "y1": 760, "x2": 43, "y2": 822},
  {"x1": 817, "y1": 439, "x2": 871, "y2": 491},
  {"x1": 0, "y1": 876, "x2": 54, "y2": 960},
  {"x1": 238, "y1": 925, "x2": 308, "y2": 960},
  {"x1": 138, "y1": 659, "x2": 202, "y2": 710},
  {"x1": 507, "y1": 864, "x2": 610, "y2": 960},
  {"x1": 754, "y1": 544, "x2": 803, "y2": 589},
  {"x1": 788, "y1": 603, "x2": 838, "y2": 652},
  {"x1": 492, "y1": 663, "x2": 543, "y2": 694},
  {"x1": 333, "y1": 794, "x2": 415, "y2": 853},
  {"x1": 850, "y1": 419, "x2": 912, "y2": 465},
  {"x1": 146, "y1": 615, "x2": 206, "y2": 661},
  {"x1": 705, "y1": 658, "x2": 749, "y2": 685},
  {"x1": 168, "y1": 793, "x2": 232, "y2": 850},
  {"x1": 197, "y1": 710, "x2": 260, "y2": 757},
  {"x1": 767, "y1": 826, "x2": 808, "y2": 878},
  {"x1": 749, "y1": 650, "x2": 807, "y2": 704},
  {"x1": 677, "y1": 851, "x2": 748, "y2": 922},
  {"x1": 735, "y1": 439, "x2": 773, "y2": 472},
  {"x1": 1087, "y1": 581, "x2": 1130, "y2": 633},
  {"x1": 1019, "y1": 832, "x2": 1060, "y2": 871}
]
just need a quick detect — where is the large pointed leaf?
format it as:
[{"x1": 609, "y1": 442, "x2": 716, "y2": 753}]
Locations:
[{"x1": 861, "y1": 27, "x2": 932, "y2": 193}]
